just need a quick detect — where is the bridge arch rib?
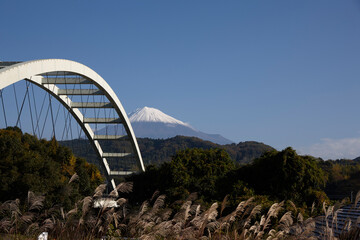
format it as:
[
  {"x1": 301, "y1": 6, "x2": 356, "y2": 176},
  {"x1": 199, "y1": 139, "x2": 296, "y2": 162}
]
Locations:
[{"x1": 0, "y1": 59, "x2": 145, "y2": 190}]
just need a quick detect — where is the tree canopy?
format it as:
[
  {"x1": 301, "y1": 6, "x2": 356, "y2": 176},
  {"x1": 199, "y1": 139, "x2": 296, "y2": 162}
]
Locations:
[
  {"x1": 225, "y1": 147, "x2": 328, "y2": 205},
  {"x1": 129, "y1": 147, "x2": 328, "y2": 208},
  {"x1": 127, "y1": 148, "x2": 235, "y2": 203},
  {"x1": 0, "y1": 127, "x2": 103, "y2": 209},
  {"x1": 170, "y1": 148, "x2": 235, "y2": 200}
]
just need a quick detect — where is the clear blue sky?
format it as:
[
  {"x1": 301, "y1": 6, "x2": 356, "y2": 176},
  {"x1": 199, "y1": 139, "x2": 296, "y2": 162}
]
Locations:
[{"x1": 1, "y1": 0, "x2": 360, "y2": 159}]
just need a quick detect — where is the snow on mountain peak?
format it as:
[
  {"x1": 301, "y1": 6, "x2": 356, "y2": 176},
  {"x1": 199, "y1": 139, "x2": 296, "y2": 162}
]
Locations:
[{"x1": 129, "y1": 107, "x2": 190, "y2": 126}]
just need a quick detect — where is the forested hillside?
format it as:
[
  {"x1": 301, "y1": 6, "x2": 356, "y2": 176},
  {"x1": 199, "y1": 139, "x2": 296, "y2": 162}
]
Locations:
[
  {"x1": 319, "y1": 158, "x2": 360, "y2": 200},
  {"x1": 0, "y1": 127, "x2": 103, "y2": 210},
  {"x1": 61, "y1": 135, "x2": 274, "y2": 166}
]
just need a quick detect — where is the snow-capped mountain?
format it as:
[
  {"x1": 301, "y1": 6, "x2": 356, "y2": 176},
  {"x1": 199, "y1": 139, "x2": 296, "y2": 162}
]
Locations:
[
  {"x1": 127, "y1": 107, "x2": 233, "y2": 145},
  {"x1": 129, "y1": 107, "x2": 191, "y2": 127}
]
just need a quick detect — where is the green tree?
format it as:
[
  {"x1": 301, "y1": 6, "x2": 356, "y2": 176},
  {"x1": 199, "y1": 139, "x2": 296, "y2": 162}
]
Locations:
[
  {"x1": 169, "y1": 148, "x2": 235, "y2": 201},
  {"x1": 127, "y1": 148, "x2": 236, "y2": 203},
  {"x1": 0, "y1": 127, "x2": 103, "y2": 209},
  {"x1": 233, "y1": 147, "x2": 327, "y2": 204}
]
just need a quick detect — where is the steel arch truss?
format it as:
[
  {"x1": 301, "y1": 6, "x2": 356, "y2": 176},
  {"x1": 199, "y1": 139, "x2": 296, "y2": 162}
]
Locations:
[{"x1": 0, "y1": 59, "x2": 145, "y2": 189}]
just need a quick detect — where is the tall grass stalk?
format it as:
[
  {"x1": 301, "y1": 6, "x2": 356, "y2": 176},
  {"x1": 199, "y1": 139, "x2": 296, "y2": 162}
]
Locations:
[{"x1": 4, "y1": 180, "x2": 360, "y2": 239}]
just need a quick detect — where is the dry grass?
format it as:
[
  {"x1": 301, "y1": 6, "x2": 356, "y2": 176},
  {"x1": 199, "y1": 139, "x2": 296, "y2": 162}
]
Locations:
[
  {"x1": 3, "y1": 180, "x2": 360, "y2": 239},
  {"x1": 125, "y1": 193, "x2": 318, "y2": 240}
]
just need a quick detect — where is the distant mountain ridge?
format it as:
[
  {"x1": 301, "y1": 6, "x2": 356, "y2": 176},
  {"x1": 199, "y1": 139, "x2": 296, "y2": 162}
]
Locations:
[
  {"x1": 60, "y1": 135, "x2": 274, "y2": 166},
  {"x1": 127, "y1": 107, "x2": 234, "y2": 145},
  {"x1": 137, "y1": 136, "x2": 274, "y2": 165}
]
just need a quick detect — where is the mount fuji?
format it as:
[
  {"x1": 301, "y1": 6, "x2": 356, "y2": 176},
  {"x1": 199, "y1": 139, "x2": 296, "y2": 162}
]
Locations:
[{"x1": 125, "y1": 107, "x2": 233, "y2": 145}]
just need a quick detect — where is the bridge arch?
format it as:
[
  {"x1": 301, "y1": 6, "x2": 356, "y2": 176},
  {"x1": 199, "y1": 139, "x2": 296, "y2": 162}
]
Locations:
[{"x1": 0, "y1": 59, "x2": 145, "y2": 189}]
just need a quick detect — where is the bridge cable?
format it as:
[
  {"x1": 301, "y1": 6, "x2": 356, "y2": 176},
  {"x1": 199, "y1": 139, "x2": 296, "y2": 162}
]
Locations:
[
  {"x1": 52, "y1": 90, "x2": 63, "y2": 136},
  {"x1": 64, "y1": 74, "x2": 74, "y2": 141},
  {"x1": 0, "y1": 90, "x2": 8, "y2": 128},
  {"x1": 83, "y1": 79, "x2": 91, "y2": 121},
  {"x1": 69, "y1": 108, "x2": 74, "y2": 140},
  {"x1": 48, "y1": 94, "x2": 55, "y2": 139},
  {"x1": 12, "y1": 84, "x2": 22, "y2": 129},
  {"x1": 103, "y1": 97, "x2": 111, "y2": 135},
  {"x1": 112, "y1": 107, "x2": 117, "y2": 136},
  {"x1": 48, "y1": 73, "x2": 57, "y2": 139},
  {"x1": 61, "y1": 77, "x2": 69, "y2": 141},
  {"x1": 115, "y1": 109, "x2": 119, "y2": 137},
  {"x1": 15, "y1": 81, "x2": 30, "y2": 128},
  {"x1": 61, "y1": 106, "x2": 71, "y2": 141},
  {"x1": 64, "y1": 105, "x2": 72, "y2": 140},
  {"x1": 61, "y1": 107, "x2": 66, "y2": 141},
  {"x1": 53, "y1": 75, "x2": 62, "y2": 125},
  {"x1": 66, "y1": 76, "x2": 74, "y2": 141},
  {"x1": 76, "y1": 75, "x2": 86, "y2": 156},
  {"x1": 54, "y1": 103, "x2": 61, "y2": 127},
  {"x1": 52, "y1": 74, "x2": 58, "y2": 139},
  {"x1": 25, "y1": 80, "x2": 36, "y2": 136},
  {"x1": 92, "y1": 83, "x2": 98, "y2": 136},
  {"x1": 30, "y1": 83, "x2": 41, "y2": 137},
  {"x1": 77, "y1": 75, "x2": 83, "y2": 139},
  {"x1": 62, "y1": 107, "x2": 68, "y2": 140},
  {"x1": 35, "y1": 86, "x2": 49, "y2": 138},
  {"x1": 40, "y1": 101, "x2": 51, "y2": 139},
  {"x1": 101, "y1": 94, "x2": 109, "y2": 138}
]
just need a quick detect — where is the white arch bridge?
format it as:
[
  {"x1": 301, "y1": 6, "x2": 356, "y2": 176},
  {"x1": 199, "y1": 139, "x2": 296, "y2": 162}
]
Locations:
[{"x1": 0, "y1": 59, "x2": 145, "y2": 190}]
